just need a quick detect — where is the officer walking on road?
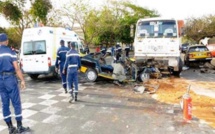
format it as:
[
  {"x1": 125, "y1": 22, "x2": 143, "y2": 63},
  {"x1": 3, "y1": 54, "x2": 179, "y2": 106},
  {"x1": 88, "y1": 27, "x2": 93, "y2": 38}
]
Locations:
[
  {"x1": 55, "y1": 40, "x2": 70, "y2": 93},
  {"x1": 0, "y1": 33, "x2": 30, "y2": 134},
  {"x1": 63, "y1": 42, "x2": 81, "y2": 103}
]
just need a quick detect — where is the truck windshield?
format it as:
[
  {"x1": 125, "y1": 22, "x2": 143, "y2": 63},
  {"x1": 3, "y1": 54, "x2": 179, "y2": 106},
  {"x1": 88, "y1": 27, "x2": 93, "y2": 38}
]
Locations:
[
  {"x1": 23, "y1": 40, "x2": 46, "y2": 55},
  {"x1": 136, "y1": 20, "x2": 177, "y2": 38}
]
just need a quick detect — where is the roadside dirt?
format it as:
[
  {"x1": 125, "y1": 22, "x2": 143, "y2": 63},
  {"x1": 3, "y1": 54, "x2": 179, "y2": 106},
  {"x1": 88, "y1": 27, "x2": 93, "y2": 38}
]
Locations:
[{"x1": 146, "y1": 77, "x2": 215, "y2": 128}]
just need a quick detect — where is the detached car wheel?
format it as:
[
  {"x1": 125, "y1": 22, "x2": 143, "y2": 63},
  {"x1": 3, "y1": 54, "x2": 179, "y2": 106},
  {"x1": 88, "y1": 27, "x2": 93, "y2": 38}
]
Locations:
[
  {"x1": 85, "y1": 68, "x2": 97, "y2": 82},
  {"x1": 138, "y1": 72, "x2": 150, "y2": 82}
]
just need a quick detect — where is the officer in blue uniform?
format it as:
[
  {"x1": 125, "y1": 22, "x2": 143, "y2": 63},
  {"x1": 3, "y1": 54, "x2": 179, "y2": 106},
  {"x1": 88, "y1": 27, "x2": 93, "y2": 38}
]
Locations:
[
  {"x1": 124, "y1": 44, "x2": 130, "y2": 57},
  {"x1": 0, "y1": 33, "x2": 30, "y2": 134},
  {"x1": 55, "y1": 40, "x2": 70, "y2": 93},
  {"x1": 63, "y1": 42, "x2": 81, "y2": 103},
  {"x1": 115, "y1": 44, "x2": 122, "y2": 62}
]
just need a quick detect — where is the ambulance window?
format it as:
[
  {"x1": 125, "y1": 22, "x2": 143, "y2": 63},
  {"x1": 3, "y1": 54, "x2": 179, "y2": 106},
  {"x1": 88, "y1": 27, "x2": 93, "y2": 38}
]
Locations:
[
  {"x1": 35, "y1": 41, "x2": 46, "y2": 54},
  {"x1": 23, "y1": 42, "x2": 33, "y2": 55},
  {"x1": 23, "y1": 40, "x2": 46, "y2": 55}
]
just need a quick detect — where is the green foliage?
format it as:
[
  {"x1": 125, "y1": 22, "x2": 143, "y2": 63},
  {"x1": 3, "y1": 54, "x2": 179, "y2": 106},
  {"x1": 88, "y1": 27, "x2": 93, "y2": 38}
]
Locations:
[
  {"x1": 30, "y1": 0, "x2": 52, "y2": 24},
  {"x1": 6, "y1": 27, "x2": 21, "y2": 48},
  {"x1": 0, "y1": 27, "x2": 20, "y2": 48},
  {"x1": 0, "y1": 1, "x2": 22, "y2": 23},
  {"x1": 184, "y1": 15, "x2": 215, "y2": 42},
  {"x1": 91, "y1": 1, "x2": 159, "y2": 45}
]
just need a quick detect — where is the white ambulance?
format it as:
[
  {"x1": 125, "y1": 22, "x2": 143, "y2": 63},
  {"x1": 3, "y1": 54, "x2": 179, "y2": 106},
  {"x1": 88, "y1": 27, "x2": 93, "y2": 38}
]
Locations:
[{"x1": 19, "y1": 27, "x2": 85, "y2": 79}]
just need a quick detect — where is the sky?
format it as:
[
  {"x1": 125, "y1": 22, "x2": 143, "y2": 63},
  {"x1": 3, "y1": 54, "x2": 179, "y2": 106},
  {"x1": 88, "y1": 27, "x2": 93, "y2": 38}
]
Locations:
[{"x1": 1, "y1": 0, "x2": 215, "y2": 28}]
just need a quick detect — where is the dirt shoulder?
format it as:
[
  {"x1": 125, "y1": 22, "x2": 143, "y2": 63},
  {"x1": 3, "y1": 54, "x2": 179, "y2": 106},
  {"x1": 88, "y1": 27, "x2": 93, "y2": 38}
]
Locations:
[{"x1": 146, "y1": 77, "x2": 215, "y2": 128}]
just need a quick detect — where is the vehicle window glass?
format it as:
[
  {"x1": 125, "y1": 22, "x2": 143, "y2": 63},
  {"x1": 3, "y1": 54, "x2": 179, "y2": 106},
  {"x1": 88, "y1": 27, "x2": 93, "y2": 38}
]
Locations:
[
  {"x1": 137, "y1": 20, "x2": 177, "y2": 38},
  {"x1": 189, "y1": 46, "x2": 208, "y2": 52},
  {"x1": 23, "y1": 40, "x2": 46, "y2": 55},
  {"x1": 35, "y1": 41, "x2": 46, "y2": 54},
  {"x1": 23, "y1": 42, "x2": 33, "y2": 55}
]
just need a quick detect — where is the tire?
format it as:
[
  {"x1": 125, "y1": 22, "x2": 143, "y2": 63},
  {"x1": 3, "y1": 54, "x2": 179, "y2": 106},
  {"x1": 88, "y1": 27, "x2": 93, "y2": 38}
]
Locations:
[
  {"x1": 85, "y1": 68, "x2": 97, "y2": 82},
  {"x1": 138, "y1": 72, "x2": 150, "y2": 82},
  {"x1": 29, "y1": 74, "x2": 39, "y2": 80},
  {"x1": 173, "y1": 58, "x2": 183, "y2": 77}
]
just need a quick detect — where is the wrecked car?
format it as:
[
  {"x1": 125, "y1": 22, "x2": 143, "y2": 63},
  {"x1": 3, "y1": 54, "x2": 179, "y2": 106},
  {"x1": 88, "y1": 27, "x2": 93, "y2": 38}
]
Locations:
[{"x1": 80, "y1": 52, "x2": 161, "y2": 82}]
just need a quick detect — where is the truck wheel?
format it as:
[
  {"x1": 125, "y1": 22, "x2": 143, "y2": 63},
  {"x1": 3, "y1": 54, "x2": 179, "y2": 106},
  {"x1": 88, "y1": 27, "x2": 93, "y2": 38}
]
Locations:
[
  {"x1": 173, "y1": 58, "x2": 183, "y2": 77},
  {"x1": 29, "y1": 74, "x2": 39, "y2": 80},
  {"x1": 85, "y1": 68, "x2": 97, "y2": 82}
]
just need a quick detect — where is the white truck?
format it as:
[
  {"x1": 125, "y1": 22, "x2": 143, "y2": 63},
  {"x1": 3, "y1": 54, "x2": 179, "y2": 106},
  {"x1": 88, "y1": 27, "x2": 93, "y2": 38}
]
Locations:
[
  {"x1": 133, "y1": 17, "x2": 184, "y2": 77},
  {"x1": 19, "y1": 26, "x2": 85, "y2": 79}
]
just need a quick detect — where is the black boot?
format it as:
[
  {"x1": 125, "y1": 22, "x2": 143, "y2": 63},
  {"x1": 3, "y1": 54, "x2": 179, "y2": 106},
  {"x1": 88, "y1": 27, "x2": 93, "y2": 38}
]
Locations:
[
  {"x1": 64, "y1": 88, "x2": 68, "y2": 94},
  {"x1": 6, "y1": 121, "x2": 16, "y2": 134},
  {"x1": 69, "y1": 92, "x2": 75, "y2": 103},
  {"x1": 75, "y1": 92, "x2": 78, "y2": 101},
  {"x1": 17, "y1": 121, "x2": 30, "y2": 133}
]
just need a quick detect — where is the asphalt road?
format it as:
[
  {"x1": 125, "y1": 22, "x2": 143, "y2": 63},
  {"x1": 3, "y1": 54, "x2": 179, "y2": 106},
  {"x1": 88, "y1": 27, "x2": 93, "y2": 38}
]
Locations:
[{"x1": 0, "y1": 72, "x2": 214, "y2": 134}]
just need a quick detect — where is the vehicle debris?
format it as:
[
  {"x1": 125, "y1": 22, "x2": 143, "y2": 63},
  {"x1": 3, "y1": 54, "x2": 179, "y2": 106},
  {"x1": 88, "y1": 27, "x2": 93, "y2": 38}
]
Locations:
[
  {"x1": 133, "y1": 82, "x2": 159, "y2": 94},
  {"x1": 200, "y1": 62, "x2": 215, "y2": 73}
]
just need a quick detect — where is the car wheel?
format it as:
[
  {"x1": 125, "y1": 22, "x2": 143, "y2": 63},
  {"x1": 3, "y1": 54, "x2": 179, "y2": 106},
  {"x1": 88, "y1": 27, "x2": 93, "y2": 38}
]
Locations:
[
  {"x1": 29, "y1": 74, "x2": 39, "y2": 80},
  {"x1": 85, "y1": 68, "x2": 97, "y2": 82},
  {"x1": 138, "y1": 72, "x2": 150, "y2": 82}
]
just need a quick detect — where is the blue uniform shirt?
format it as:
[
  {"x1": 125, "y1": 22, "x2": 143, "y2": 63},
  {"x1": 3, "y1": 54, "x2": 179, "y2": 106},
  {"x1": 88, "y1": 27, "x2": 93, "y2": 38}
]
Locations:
[
  {"x1": 0, "y1": 45, "x2": 17, "y2": 73},
  {"x1": 55, "y1": 46, "x2": 70, "y2": 68},
  {"x1": 64, "y1": 49, "x2": 81, "y2": 70}
]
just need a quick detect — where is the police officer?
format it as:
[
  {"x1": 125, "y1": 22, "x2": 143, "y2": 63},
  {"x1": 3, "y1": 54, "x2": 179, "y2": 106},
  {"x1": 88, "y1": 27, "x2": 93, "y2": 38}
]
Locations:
[
  {"x1": 124, "y1": 44, "x2": 130, "y2": 57},
  {"x1": 63, "y1": 42, "x2": 81, "y2": 103},
  {"x1": 0, "y1": 33, "x2": 30, "y2": 134},
  {"x1": 55, "y1": 40, "x2": 70, "y2": 93},
  {"x1": 100, "y1": 45, "x2": 106, "y2": 56},
  {"x1": 115, "y1": 44, "x2": 122, "y2": 62}
]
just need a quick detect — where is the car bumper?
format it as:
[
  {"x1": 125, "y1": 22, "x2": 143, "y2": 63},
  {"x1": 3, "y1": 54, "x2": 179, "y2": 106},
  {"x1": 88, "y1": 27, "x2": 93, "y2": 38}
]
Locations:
[{"x1": 188, "y1": 58, "x2": 212, "y2": 62}]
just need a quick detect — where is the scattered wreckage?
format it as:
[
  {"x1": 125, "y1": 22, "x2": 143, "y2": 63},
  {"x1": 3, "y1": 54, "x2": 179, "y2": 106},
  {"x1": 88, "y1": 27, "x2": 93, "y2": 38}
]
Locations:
[
  {"x1": 79, "y1": 52, "x2": 161, "y2": 93},
  {"x1": 80, "y1": 52, "x2": 162, "y2": 83},
  {"x1": 199, "y1": 62, "x2": 215, "y2": 74}
]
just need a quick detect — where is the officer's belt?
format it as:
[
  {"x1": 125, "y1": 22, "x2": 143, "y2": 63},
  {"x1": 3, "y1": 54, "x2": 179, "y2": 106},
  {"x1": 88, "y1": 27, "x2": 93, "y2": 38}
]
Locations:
[
  {"x1": 0, "y1": 72, "x2": 16, "y2": 75},
  {"x1": 68, "y1": 64, "x2": 78, "y2": 68}
]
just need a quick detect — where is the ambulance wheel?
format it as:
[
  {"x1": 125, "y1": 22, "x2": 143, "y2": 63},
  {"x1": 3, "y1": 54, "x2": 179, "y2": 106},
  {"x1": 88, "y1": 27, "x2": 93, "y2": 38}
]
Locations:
[
  {"x1": 52, "y1": 72, "x2": 60, "y2": 79},
  {"x1": 85, "y1": 68, "x2": 97, "y2": 82},
  {"x1": 29, "y1": 74, "x2": 39, "y2": 80}
]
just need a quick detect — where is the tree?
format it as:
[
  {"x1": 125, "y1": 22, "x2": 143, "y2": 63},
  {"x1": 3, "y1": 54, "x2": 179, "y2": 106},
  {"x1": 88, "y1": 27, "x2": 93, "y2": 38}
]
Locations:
[
  {"x1": 0, "y1": 0, "x2": 53, "y2": 47},
  {"x1": 93, "y1": 1, "x2": 159, "y2": 45},
  {"x1": 0, "y1": 0, "x2": 23, "y2": 24},
  {"x1": 30, "y1": 0, "x2": 52, "y2": 25},
  {"x1": 117, "y1": 2, "x2": 159, "y2": 44},
  {"x1": 184, "y1": 15, "x2": 215, "y2": 42}
]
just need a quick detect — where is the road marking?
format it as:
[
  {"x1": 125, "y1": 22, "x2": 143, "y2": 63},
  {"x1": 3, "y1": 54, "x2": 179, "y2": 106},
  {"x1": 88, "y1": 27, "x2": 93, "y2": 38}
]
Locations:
[
  {"x1": 42, "y1": 115, "x2": 66, "y2": 125},
  {"x1": 41, "y1": 106, "x2": 62, "y2": 114},
  {"x1": 22, "y1": 102, "x2": 37, "y2": 109},
  {"x1": 0, "y1": 125, "x2": 7, "y2": 131},
  {"x1": 39, "y1": 100, "x2": 58, "y2": 106},
  {"x1": 22, "y1": 109, "x2": 38, "y2": 118},
  {"x1": 38, "y1": 94, "x2": 56, "y2": 100}
]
